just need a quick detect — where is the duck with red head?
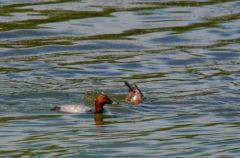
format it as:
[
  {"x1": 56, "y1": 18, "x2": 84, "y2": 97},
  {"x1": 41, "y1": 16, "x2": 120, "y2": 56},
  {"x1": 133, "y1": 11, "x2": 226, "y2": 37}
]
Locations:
[
  {"x1": 124, "y1": 81, "x2": 143, "y2": 105},
  {"x1": 94, "y1": 93, "x2": 113, "y2": 113},
  {"x1": 51, "y1": 93, "x2": 114, "y2": 113}
]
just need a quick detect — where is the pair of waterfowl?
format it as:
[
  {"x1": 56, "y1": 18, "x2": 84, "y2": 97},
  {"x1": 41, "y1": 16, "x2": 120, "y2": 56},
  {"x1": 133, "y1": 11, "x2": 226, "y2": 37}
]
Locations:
[{"x1": 51, "y1": 81, "x2": 143, "y2": 113}]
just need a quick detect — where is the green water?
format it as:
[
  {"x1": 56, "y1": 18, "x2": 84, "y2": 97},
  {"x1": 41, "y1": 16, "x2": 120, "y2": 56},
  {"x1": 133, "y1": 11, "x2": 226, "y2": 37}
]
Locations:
[{"x1": 0, "y1": 0, "x2": 240, "y2": 157}]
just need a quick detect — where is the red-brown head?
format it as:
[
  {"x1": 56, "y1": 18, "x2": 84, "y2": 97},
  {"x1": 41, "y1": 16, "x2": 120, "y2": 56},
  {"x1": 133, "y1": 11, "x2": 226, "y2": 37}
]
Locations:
[{"x1": 94, "y1": 93, "x2": 113, "y2": 113}]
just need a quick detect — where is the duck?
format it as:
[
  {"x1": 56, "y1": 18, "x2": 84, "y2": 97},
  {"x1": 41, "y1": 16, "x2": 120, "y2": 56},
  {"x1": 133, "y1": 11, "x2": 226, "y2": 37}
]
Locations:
[
  {"x1": 51, "y1": 93, "x2": 114, "y2": 113},
  {"x1": 124, "y1": 81, "x2": 143, "y2": 105}
]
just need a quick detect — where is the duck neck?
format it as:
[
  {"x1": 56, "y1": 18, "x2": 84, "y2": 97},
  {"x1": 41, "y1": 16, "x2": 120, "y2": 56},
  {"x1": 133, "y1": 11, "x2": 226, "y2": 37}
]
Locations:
[{"x1": 95, "y1": 101, "x2": 104, "y2": 113}]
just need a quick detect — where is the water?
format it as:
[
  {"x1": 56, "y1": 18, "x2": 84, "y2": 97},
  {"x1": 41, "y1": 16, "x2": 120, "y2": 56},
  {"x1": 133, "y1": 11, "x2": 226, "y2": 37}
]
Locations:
[{"x1": 0, "y1": 0, "x2": 240, "y2": 157}]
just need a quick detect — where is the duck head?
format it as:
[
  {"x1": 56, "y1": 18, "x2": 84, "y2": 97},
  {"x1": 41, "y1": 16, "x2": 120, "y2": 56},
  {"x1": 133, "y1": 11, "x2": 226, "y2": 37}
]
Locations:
[{"x1": 95, "y1": 93, "x2": 113, "y2": 113}]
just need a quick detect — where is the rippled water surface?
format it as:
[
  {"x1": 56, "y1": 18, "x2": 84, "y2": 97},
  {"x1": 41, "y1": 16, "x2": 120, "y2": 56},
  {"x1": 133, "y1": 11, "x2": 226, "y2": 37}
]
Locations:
[{"x1": 0, "y1": 0, "x2": 240, "y2": 157}]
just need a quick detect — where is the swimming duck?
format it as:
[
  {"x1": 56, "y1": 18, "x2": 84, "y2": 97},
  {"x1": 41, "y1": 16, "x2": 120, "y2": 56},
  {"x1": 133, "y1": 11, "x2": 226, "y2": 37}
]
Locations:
[
  {"x1": 51, "y1": 93, "x2": 114, "y2": 113},
  {"x1": 124, "y1": 81, "x2": 143, "y2": 105}
]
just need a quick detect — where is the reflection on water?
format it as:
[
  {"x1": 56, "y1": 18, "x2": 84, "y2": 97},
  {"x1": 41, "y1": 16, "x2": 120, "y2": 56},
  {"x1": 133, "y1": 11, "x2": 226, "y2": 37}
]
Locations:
[
  {"x1": 0, "y1": 0, "x2": 240, "y2": 157},
  {"x1": 94, "y1": 113, "x2": 104, "y2": 126}
]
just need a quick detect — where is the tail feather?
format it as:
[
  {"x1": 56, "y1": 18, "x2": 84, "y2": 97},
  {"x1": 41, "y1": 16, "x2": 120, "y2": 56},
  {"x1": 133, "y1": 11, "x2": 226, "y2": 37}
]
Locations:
[
  {"x1": 133, "y1": 83, "x2": 144, "y2": 97},
  {"x1": 124, "y1": 81, "x2": 134, "y2": 91}
]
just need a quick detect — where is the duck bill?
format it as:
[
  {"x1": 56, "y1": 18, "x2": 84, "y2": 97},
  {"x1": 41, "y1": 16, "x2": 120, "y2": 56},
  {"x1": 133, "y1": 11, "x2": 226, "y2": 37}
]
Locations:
[{"x1": 108, "y1": 99, "x2": 118, "y2": 105}]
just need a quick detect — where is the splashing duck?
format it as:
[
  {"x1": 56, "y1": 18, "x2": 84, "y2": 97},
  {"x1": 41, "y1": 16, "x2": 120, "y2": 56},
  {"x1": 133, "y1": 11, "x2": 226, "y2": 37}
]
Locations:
[{"x1": 124, "y1": 81, "x2": 143, "y2": 105}]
